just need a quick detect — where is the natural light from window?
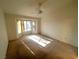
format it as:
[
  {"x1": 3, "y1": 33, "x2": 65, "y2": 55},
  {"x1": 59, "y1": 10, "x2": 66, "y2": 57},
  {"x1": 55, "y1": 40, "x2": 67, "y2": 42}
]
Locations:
[
  {"x1": 24, "y1": 21, "x2": 31, "y2": 31},
  {"x1": 27, "y1": 35, "x2": 52, "y2": 47},
  {"x1": 17, "y1": 20, "x2": 21, "y2": 34},
  {"x1": 17, "y1": 20, "x2": 37, "y2": 34}
]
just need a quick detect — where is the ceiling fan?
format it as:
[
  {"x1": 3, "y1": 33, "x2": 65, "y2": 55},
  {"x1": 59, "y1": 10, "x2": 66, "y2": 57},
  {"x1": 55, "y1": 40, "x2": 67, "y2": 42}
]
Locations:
[
  {"x1": 37, "y1": 0, "x2": 48, "y2": 14},
  {"x1": 38, "y1": 3, "x2": 42, "y2": 14}
]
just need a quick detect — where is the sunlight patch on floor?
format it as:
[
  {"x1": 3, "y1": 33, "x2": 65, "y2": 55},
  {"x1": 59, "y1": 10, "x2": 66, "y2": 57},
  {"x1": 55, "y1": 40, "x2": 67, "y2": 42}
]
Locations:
[{"x1": 27, "y1": 35, "x2": 53, "y2": 47}]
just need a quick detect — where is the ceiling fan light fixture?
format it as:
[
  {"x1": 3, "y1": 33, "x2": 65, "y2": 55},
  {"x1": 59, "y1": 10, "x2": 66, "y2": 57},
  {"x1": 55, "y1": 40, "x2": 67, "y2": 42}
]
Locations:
[{"x1": 39, "y1": 10, "x2": 42, "y2": 14}]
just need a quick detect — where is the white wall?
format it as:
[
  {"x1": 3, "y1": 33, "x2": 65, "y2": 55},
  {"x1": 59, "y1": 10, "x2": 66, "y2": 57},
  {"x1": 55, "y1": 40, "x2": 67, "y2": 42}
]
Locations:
[
  {"x1": 5, "y1": 14, "x2": 17, "y2": 40},
  {"x1": 41, "y1": 0, "x2": 77, "y2": 47},
  {"x1": 0, "y1": 8, "x2": 8, "y2": 59}
]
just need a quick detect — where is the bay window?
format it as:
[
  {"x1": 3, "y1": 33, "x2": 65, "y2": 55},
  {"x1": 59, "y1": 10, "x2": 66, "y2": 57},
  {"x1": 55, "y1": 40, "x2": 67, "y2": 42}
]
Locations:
[{"x1": 17, "y1": 20, "x2": 37, "y2": 34}]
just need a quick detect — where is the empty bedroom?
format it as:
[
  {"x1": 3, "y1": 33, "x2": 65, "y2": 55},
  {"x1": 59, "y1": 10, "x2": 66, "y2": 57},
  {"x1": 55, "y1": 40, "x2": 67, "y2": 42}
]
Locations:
[{"x1": 0, "y1": 0, "x2": 78, "y2": 59}]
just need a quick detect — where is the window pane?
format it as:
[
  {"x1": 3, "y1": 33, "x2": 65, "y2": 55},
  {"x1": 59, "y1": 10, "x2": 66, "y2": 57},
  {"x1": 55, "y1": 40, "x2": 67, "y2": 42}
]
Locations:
[
  {"x1": 17, "y1": 20, "x2": 21, "y2": 34},
  {"x1": 32, "y1": 21, "x2": 35, "y2": 26},
  {"x1": 24, "y1": 21, "x2": 27, "y2": 31},
  {"x1": 32, "y1": 21, "x2": 36, "y2": 32},
  {"x1": 24, "y1": 21, "x2": 32, "y2": 32}
]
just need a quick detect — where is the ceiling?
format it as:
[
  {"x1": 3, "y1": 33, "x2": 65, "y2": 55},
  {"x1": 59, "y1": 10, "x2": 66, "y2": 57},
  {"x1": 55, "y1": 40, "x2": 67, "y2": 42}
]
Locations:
[
  {"x1": 0, "y1": 0, "x2": 73, "y2": 17},
  {"x1": 0, "y1": 0, "x2": 46, "y2": 17}
]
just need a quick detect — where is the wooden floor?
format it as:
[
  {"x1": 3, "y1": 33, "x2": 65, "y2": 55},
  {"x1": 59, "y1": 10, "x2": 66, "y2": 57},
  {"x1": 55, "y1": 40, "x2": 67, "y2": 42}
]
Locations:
[{"x1": 6, "y1": 34, "x2": 78, "y2": 59}]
